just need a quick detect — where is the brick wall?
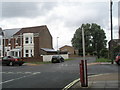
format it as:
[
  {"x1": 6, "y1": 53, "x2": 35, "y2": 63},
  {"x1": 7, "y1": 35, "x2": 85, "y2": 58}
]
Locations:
[{"x1": 22, "y1": 56, "x2": 43, "y2": 62}]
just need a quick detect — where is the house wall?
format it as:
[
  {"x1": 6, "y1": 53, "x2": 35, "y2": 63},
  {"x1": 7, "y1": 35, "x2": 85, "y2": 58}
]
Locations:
[
  {"x1": 39, "y1": 28, "x2": 53, "y2": 50},
  {"x1": 23, "y1": 56, "x2": 43, "y2": 62},
  {"x1": 60, "y1": 46, "x2": 75, "y2": 55},
  {"x1": 34, "y1": 37, "x2": 40, "y2": 57},
  {"x1": 42, "y1": 54, "x2": 69, "y2": 62}
]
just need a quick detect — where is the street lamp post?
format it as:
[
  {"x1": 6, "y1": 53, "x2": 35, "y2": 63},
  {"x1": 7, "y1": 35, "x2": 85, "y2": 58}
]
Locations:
[
  {"x1": 57, "y1": 37, "x2": 59, "y2": 54},
  {"x1": 110, "y1": 0, "x2": 113, "y2": 64}
]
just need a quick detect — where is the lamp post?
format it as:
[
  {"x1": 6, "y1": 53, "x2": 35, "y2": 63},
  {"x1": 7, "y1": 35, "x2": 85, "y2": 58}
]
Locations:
[
  {"x1": 110, "y1": 0, "x2": 113, "y2": 64},
  {"x1": 82, "y1": 27, "x2": 88, "y2": 87},
  {"x1": 57, "y1": 37, "x2": 59, "y2": 54}
]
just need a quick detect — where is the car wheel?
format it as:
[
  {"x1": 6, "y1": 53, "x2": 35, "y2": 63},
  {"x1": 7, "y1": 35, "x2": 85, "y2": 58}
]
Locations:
[
  {"x1": 19, "y1": 64, "x2": 22, "y2": 66},
  {"x1": 59, "y1": 60, "x2": 61, "y2": 63},
  {"x1": 9, "y1": 62, "x2": 14, "y2": 66},
  {"x1": 117, "y1": 60, "x2": 120, "y2": 65}
]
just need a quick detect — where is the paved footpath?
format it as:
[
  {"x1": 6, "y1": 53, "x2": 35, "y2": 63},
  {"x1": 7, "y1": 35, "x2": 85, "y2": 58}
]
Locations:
[{"x1": 67, "y1": 73, "x2": 119, "y2": 90}]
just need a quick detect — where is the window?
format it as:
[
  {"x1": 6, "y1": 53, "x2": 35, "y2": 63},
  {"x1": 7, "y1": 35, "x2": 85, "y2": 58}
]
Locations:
[
  {"x1": 25, "y1": 50, "x2": 29, "y2": 57},
  {"x1": 8, "y1": 39, "x2": 11, "y2": 45},
  {"x1": 0, "y1": 50, "x2": 1, "y2": 56},
  {"x1": 25, "y1": 37, "x2": 29, "y2": 44},
  {"x1": 0, "y1": 39, "x2": 1, "y2": 45},
  {"x1": 15, "y1": 38, "x2": 18, "y2": 45},
  {"x1": 30, "y1": 37, "x2": 33, "y2": 44},
  {"x1": 31, "y1": 49, "x2": 33, "y2": 57},
  {"x1": 15, "y1": 52, "x2": 18, "y2": 57}
]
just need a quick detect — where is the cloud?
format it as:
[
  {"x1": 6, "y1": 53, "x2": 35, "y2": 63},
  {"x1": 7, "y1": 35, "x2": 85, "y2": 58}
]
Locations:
[
  {"x1": 1, "y1": 1, "x2": 119, "y2": 49},
  {"x1": 2, "y1": 2, "x2": 57, "y2": 18}
]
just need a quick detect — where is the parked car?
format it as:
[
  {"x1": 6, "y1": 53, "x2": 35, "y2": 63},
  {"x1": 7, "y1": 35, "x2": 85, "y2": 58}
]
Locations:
[
  {"x1": 51, "y1": 56, "x2": 64, "y2": 63},
  {"x1": 115, "y1": 53, "x2": 120, "y2": 65},
  {"x1": 2, "y1": 56, "x2": 25, "y2": 66}
]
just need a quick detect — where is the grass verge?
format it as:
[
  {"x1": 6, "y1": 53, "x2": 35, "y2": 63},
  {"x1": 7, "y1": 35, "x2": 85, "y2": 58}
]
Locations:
[
  {"x1": 95, "y1": 58, "x2": 112, "y2": 62},
  {"x1": 65, "y1": 58, "x2": 74, "y2": 61},
  {"x1": 26, "y1": 61, "x2": 51, "y2": 64}
]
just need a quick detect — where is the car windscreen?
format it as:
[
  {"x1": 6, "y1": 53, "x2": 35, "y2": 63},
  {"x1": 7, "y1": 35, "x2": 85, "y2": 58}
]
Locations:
[
  {"x1": 2, "y1": 57, "x2": 8, "y2": 60},
  {"x1": 12, "y1": 56, "x2": 20, "y2": 59}
]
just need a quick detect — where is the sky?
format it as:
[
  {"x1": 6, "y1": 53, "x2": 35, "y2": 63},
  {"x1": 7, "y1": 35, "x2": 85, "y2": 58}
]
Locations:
[{"x1": 0, "y1": 0, "x2": 119, "y2": 50}]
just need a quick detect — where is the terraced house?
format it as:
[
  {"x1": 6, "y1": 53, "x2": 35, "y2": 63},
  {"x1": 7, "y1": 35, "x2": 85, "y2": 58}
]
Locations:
[{"x1": 3, "y1": 25, "x2": 53, "y2": 61}]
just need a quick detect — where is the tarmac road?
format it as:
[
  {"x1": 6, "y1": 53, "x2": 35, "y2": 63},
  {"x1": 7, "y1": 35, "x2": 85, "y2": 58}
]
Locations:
[{"x1": 1, "y1": 57, "x2": 118, "y2": 89}]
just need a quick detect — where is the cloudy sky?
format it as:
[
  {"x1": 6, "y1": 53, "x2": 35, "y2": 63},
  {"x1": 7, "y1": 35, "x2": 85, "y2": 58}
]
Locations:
[{"x1": 0, "y1": 0, "x2": 119, "y2": 49}]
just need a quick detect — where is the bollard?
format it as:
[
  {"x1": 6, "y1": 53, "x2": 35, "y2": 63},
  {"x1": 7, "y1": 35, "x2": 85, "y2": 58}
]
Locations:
[
  {"x1": 85, "y1": 60, "x2": 88, "y2": 87},
  {"x1": 80, "y1": 60, "x2": 88, "y2": 87},
  {"x1": 80, "y1": 60, "x2": 85, "y2": 87}
]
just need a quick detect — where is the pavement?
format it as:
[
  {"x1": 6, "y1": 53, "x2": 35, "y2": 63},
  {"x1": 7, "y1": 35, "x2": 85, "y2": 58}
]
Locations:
[{"x1": 63, "y1": 62, "x2": 120, "y2": 90}]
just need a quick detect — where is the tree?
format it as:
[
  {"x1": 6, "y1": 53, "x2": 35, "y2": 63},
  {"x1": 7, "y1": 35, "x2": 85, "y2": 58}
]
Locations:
[
  {"x1": 100, "y1": 48, "x2": 109, "y2": 58},
  {"x1": 71, "y1": 23, "x2": 107, "y2": 58},
  {"x1": 113, "y1": 45, "x2": 120, "y2": 59}
]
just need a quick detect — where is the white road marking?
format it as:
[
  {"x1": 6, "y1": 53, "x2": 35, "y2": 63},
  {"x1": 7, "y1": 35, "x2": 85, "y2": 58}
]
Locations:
[
  {"x1": 24, "y1": 72, "x2": 31, "y2": 74},
  {"x1": 1, "y1": 72, "x2": 41, "y2": 85},
  {"x1": 1, "y1": 72, "x2": 41, "y2": 74}
]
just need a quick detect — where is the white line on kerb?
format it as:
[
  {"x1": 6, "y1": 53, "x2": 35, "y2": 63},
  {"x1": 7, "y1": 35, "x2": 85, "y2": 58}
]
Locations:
[{"x1": 0, "y1": 72, "x2": 41, "y2": 85}]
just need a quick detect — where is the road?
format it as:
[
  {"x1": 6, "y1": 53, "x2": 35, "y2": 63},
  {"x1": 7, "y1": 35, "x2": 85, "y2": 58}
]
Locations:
[{"x1": 1, "y1": 57, "x2": 119, "y2": 89}]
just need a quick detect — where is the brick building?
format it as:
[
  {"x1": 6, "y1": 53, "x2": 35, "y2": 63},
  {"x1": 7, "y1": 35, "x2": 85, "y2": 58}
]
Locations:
[
  {"x1": 3, "y1": 25, "x2": 53, "y2": 61},
  {"x1": 59, "y1": 45, "x2": 76, "y2": 55}
]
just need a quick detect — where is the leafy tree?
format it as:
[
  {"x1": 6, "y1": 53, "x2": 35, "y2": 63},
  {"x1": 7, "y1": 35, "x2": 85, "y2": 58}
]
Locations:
[
  {"x1": 71, "y1": 23, "x2": 107, "y2": 58},
  {"x1": 100, "y1": 48, "x2": 109, "y2": 58},
  {"x1": 113, "y1": 45, "x2": 120, "y2": 59}
]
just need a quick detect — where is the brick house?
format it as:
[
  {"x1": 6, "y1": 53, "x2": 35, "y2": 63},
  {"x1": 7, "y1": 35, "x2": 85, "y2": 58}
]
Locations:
[
  {"x1": 3, "y1": 25, "x2": 53, "y2": 61},
  {"x1": 59, "y1": 45, "x2": 76, "y2": 55}
]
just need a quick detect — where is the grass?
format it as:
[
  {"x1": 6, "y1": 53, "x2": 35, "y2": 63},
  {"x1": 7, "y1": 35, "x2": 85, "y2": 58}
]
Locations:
[
  {"x1": 65, "y1": 58, "x2": 74, "y2": 61},
  {"x1": 95, "y1": 58, "x2": 112, "y2": 62},
  {"x1": 26, "y1": 61, "x2": 51, "y2": 64}
]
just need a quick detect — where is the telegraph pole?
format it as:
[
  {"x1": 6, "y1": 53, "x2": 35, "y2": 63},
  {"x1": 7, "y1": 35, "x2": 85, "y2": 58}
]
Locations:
[{"x1": 110, "y1": 0, "x2": 113, "y2": 64}]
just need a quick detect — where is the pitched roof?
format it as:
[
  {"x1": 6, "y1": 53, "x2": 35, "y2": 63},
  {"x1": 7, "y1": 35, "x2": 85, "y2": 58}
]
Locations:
[
  {"x1": 14, "y1": 25, "x2": 49, "y2": 36},
  {"x1": 60, "y1": 45, "x2": 74, "y2": 49},
  {"x1": 41, "y1": 48, "x2": 56, "y2": 52},
  {"x1": 3, "y1": 28, "x2": 21, "y2": 38}
]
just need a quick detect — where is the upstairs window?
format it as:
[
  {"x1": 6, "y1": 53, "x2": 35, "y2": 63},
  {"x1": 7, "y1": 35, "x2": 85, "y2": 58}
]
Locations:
[
  {"x1": 8, "y1": 39, "x2": 11, "y2": 45},
  {"x1": 30, "y1": 37, "x2": 33, "y2": 44},
  {"x1": 25, "y1": 37, "x2": 29, "y2": 44},
  {"x1": 15, "y1": 38, "x2": 19, "y2": 45}
]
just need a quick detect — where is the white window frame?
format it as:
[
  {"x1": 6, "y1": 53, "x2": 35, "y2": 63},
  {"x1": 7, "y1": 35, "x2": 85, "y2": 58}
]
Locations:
[
  {"x1": 25, "y1": 37, "x2": 29, "y2": 44},
  {"x1": 25, "y1": 49, "x2": 29, "y2": 57},
  {"x1": 24, "y1": 49, "x2": 34, "y2": 57}
]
